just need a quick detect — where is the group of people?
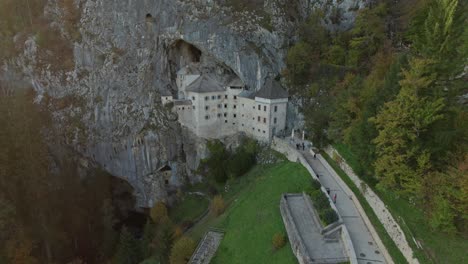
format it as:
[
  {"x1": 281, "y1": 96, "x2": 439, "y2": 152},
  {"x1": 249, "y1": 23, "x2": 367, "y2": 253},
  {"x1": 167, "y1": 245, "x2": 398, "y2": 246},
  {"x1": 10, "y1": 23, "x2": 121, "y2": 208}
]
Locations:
[{"x1": 295, "y1": 142, "x2": 305, "y2": 151}]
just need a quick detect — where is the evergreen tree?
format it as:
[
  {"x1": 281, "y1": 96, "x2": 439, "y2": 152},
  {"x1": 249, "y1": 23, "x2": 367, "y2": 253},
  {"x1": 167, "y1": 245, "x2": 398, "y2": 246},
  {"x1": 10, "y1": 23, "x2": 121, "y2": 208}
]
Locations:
[
  {"x1": 371, "y1": 58, "x2": 445, "y2": 195},
  {"x1": 114, "y1": 227, "x2": 141, "y2": 264},
  {"x1": 409, "y1": 0, "x2": 467, "y2": 79}
]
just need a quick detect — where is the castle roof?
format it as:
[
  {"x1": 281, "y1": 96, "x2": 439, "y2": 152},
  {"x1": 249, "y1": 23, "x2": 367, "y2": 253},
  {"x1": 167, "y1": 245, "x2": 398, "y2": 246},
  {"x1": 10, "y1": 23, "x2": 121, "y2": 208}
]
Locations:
[
  {"x1": 177, "y1": 64, "x2": 200, "y2": 75},
  {"x1": 255, "y1": 78, "x2": 288, "y2": 99},
  {"x1": 173, "y1": 100, "x2": 192, "y2": 106},
  {"x1": 186, "y1": 74, "x2": 225, "y2": 93},
  {"x1": 227, "y1": 76, "x2": 244, "y2": 87},
  {"x1": 239, "y1": 90, "x2": 256, "y2": 99}
]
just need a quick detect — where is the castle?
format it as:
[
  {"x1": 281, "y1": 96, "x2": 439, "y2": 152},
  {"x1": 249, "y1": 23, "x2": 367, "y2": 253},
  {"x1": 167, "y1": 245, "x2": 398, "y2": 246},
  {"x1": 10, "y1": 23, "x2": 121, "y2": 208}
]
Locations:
[{"x1": 162, "y1": 64, "x2": 289, "y2": 141}]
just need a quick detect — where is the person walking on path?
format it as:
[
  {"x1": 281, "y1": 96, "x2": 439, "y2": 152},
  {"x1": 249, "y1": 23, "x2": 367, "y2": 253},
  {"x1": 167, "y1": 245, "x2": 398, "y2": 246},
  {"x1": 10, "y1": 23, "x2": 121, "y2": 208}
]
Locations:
[
  {"x1": 302, "y1": 143, "x2": 305, "y2": 151},
  {"x1": 333, "y1": 193, "x2": 337, "y2": 204}
]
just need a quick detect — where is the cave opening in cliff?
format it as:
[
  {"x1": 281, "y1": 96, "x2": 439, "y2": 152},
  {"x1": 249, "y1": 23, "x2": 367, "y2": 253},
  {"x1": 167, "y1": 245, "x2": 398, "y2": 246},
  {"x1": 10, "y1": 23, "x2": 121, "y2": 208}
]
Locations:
[
  {"x1": 168, "y1": 40, "x2": 203, "y2": 85},
  {"x1": 146, "y1": 13, "x2": 153, "y2": 22}
]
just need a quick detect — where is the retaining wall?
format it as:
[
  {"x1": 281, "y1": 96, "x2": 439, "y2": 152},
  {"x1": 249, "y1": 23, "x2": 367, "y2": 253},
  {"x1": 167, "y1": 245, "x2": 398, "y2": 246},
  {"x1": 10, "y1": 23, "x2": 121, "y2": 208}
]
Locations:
[{"x1": 280, "y1": 194, "x2": 314, "y2": 264}]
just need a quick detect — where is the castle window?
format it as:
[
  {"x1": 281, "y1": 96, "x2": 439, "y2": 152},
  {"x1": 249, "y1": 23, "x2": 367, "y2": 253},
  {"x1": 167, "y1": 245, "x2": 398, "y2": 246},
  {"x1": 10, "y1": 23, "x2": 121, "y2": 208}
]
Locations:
[
  {"x1": 263, "y1": 130, "x2": 266, "y2": 134},
  {"x1": 165, "y1": 179, "x2": 169, "y2": 185},
  {"x1": 212, "y1": 95, "x2": 216, "y2": 100},
  {"x1": 274, "y1": 117, "x2": 277, "y2": 124},
  {"x1": 263, "y1": 118, "x2": 266, "y2": 123},
  {"x1": 192, "y1": 96, "x2": 195, "y2": 100},
  {"x1": 274, "y1": 106, "x2": 278, "y2": 112},
  {"x1": 233, "y1": 123, "x2": 236, "y2": 125},
  {"x1": 233, "y1": 105, "x2": 237, "y2": 109},
  {"x1": 218, "y1": 104, "x2": 222, "y2": 108},
  {"x1": 225, "y1": 120, "x2": 228, "y2": 123},
  {"x1": 258, "y1": 105, "x2": 261, "y2": 110},
  {"x1": 258, "y1": 129, "x2": 260, "y2": 132},
  {"x1": 205, "y1": 96, "x2": 209, "y2": 101},
  {"x1": 253, "y1": 106, "x2": 255, "y2": 109},
  {"x1": 205, "y1": 115, "x2": 209, "y2": 120},
  {"x1": 218, "y1": 95, "x2": 221, "y2": 99},
  {"x1": 264, "y1": 106, "x2": 267, "y2": 111},
  {"x1": 224, "y1": 113, "x2": 227, "y2": 117},
  {"x1": 224, "y1": 104, "x2": 227, "y2": 108},
  {"x1": 193, "y1": 106, "x2": 195, "y2": 109},
  {"x1": 182, "y1": 107, "x2": 185, "y2": 110},
  {"x1": 233, "y1": 114, "x2": 237, "y2": 118},
  {"x1": 257, "y1": 116, "x2": 260, "y2": 122},
  {"x1": 225, "y1": 95, "x2": 228, "y2": 99},
  {"x1": 205, "y1": 106, "x2": 209, "y2": 110},
  {"x1": 217, "y1": 113, "x2": 222, "y2": 117},
  {"x1": 242, "y1": 124, "x2": 244, "y2": 126},
  {"x1": 234, "y1": 95, "x2": 237, "y2": 99}
]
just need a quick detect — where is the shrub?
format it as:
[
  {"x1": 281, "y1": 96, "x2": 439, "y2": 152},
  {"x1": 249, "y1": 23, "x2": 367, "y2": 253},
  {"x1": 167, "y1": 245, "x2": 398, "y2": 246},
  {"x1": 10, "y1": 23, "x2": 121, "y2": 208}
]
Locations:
[
  {"x1": 310, "y1": 190, "x2": 329, "y2": 211},
  {"x1": 150, "y1": 202, "x2": 169, "y2": 224},
  {"x1": 169, "y1": 237, "x2": 196, "y2": 264},
  {"x1": 211, "y1": 195, "x2": 225, "y2": 216},
  {"x1": 311, "y1": 179, "x2": 321, "y2": 190},
  {"x1": 320, "y1": 208, "x2": 339, "y2": 226},
  {"x1": 272, "y1": 233, "x2": 286, "y2": 250}
]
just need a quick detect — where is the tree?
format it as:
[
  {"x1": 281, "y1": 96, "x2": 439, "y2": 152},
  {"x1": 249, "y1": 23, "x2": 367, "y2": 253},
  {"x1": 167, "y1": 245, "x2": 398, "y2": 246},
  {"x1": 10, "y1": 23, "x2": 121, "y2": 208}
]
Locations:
[
  {"x1": 200, "y1": 140, "x2": 229, "y2": 183},
  {"x1": 371, "y1": 58, "x2": 445, "y2": 195},
  {"x1": 114, "y1": 227, "x2": 141, "y2": 264},
  {"x1": 409, "y1": 0, "x2": 467, "y2": 79},
  {"x1": 211, "y1": 195, "x2": 226, "y2": 216},
  {"x1": 141, "y1": 220, "x2": 156, "y2": 258},
  {"x1": 272, "y1": 233, "x2": 286, "y2": 250},
  {"x1": 285, "y1": 41, "x2": 315, "y2": 86},
  {"x1": 151, "y1": 219, "x2": 175, "y2": 263},
  {"x1": 150, "y1": 201, "x2": 169, "y2": 224},
  {"x1": 348, "y1": 3, "x2": 388, "y2": 68},
  {"x1": 169, "y1": 237, "x2": 196, "y2": 264}
]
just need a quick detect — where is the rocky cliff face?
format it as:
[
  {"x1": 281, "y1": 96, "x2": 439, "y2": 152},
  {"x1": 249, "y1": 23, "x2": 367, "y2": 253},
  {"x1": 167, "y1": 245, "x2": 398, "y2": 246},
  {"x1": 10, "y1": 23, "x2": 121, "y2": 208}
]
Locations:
[{"x1": 4, "y1": 0, "x2": 367, "y2": 208}]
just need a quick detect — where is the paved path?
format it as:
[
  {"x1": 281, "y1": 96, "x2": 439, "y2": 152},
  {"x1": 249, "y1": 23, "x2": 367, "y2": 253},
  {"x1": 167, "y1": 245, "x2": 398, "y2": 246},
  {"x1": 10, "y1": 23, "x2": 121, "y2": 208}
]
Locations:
[{"x1": 302, "y1": 151, "x2": 386, "y2": 264}]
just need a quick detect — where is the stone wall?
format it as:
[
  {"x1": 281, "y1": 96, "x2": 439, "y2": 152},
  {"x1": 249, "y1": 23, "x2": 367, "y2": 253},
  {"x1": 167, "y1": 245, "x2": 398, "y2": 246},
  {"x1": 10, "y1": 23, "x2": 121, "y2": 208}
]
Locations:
[{"x1": 325, "y1": 147, "x2": 419, "y2": 264}]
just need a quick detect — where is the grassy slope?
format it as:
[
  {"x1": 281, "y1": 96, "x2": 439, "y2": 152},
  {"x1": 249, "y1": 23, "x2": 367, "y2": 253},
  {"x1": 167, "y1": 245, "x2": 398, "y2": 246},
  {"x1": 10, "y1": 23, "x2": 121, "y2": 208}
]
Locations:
[
  {"x1": 332, "y1": 144, "x2": 468, "y2": 264},
  {"x1": 169, "y1": 194, "x2": 209, "y2": 224},
  {"x1": 207, "y1": 162, "x2": 311, "y2": 264}
]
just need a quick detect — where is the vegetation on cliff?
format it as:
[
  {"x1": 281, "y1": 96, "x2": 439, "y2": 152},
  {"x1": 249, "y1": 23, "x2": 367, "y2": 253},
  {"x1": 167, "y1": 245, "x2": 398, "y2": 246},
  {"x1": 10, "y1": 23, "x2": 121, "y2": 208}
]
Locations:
[{"x1": 285, "y1": 0, "x2": 467, "y2": 262}]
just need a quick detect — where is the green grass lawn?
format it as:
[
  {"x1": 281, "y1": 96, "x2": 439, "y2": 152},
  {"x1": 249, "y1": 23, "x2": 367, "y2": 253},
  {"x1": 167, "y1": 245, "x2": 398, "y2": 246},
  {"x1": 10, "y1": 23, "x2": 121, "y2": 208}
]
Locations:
[
  {"x1": 209, "y1": 162, "x2": 311, "y2": 264},
  {"x1": 169, "y1": 194, "x2": 209, "y2": 224},
  {"x1": 331, "y1": 144, "x2": 468, "y2": 264}
]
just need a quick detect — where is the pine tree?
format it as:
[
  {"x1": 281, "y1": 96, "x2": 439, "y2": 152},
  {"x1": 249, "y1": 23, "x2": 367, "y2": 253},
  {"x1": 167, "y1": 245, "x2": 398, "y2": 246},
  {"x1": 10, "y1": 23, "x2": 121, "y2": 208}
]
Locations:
[
  {"x1": 409, "y1": 0, "x2": 467, "y2": 79},
  {"x1": 114, "y1": 227, "x2": 141, "y2": 264}
]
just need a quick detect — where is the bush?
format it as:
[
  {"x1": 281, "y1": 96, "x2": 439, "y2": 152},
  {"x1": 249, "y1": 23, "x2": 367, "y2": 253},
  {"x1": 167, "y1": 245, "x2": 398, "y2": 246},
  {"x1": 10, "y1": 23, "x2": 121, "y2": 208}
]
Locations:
[
  {"x1": 310, "y1": 190, "x2": 329, "y2": 211},
  {"x1": 272, "y1": 233, "x2": 286, "y2": 250},
  {"x1": 169, "y1": 237, "x2": 196, "y2": 264},
  {"x1": 211, "y1": 195, "x2": 225, "y2": 216},
  {"x1": 311, "y1": 179, "x2": 321, "y2": 190},
  {"x1": 320, "y1": 208, "x2": 339, "y2": 226},
  {"x1": 150, "y1": 202, "x2": 169, "y2": 224}
]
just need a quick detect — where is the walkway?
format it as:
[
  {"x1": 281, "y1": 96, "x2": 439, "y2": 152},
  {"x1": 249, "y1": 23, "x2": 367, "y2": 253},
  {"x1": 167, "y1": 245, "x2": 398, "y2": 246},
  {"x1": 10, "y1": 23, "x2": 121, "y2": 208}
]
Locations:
[{"x1": 301, "y1": 151, "x2": 386, "y2": 264}]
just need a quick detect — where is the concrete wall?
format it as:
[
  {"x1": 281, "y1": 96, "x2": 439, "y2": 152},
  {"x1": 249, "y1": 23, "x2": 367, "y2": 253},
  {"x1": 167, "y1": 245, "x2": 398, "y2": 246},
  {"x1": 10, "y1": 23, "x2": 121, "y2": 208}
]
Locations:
[
  {"x1": 280, "y1": 194, "x2": 314, "y2": 264},
  {"x1": 325, "y1": 147, "x2": 419, "y2": 264}
]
